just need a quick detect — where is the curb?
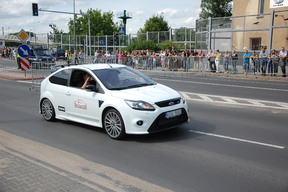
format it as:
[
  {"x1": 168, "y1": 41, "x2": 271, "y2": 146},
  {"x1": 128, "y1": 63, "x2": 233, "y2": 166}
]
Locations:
[{"x1": 0, "y1": 71, "x2": 44, "y2": 81}]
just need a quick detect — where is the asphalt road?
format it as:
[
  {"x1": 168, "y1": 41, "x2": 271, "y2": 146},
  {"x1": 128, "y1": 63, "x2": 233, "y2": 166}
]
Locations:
[{"x1": 0, "y1": 75, "x2": 288, "y2": 192}]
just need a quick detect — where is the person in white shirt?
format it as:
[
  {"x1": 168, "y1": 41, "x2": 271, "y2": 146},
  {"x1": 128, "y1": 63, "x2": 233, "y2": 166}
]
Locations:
[
  {"x1": 207, "y1": 49, "x2": 216, "y2": 72},
  {"x1": 279, "y1": 47, "x2": 287, "y2": 77},
  {"x1": 160, "y1": 50, "x2": 166, "y2": 71}
]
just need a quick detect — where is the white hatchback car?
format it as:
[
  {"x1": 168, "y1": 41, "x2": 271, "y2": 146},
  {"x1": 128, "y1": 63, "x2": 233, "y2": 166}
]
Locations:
[{"x1": 40, "y1": 64, "x2": 189, "y2": 139}]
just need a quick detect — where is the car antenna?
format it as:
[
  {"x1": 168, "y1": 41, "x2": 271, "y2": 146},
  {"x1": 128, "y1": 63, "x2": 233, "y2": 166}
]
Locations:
[{"x1": 107, "y1": 63, "x2": 113, "y2": 68}]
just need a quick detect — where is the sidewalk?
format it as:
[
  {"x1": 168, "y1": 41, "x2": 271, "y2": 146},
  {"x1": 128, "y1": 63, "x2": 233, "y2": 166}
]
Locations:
[
  {"x1": 0, "y1": 130, "x2": 170, "y2": 192},
  {"x1": 0, "y1": 149, "x2": 97, "y2": 192}
]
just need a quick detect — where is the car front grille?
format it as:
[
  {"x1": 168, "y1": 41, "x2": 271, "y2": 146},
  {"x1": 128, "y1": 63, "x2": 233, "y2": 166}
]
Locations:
[
  {"x1": 147, "y1": 108, "x2": 188, "y2": 133},
  {"x1": 155, "y1": 97, "x2": 181, "y2": 108}
]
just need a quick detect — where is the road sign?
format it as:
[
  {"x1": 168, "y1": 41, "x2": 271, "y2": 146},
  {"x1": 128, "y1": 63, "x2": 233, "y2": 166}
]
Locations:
[
  {"x1": 20, "y1": 57, "x2": 31, "y2": 71},
  {"x1": 0, "y1": 40, "x2": 5, "y2": 49},
  {"x1": 100, "y1": 40, "x2": 106, "y2": 45},
  {"x1": 118, "y1": 27, "x2": 125, "y2": 34},
  {"x1": 17, "y1": 29, "x2": 29, "y2": 42},
  {"x1": 18, "y1": 44, "x2": 31, "y2": 58}
]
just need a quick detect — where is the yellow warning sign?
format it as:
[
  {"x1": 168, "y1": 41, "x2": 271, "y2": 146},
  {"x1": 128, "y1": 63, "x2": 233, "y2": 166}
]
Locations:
[{"x1": 17, "y1": 29, "x2": 29, "y2": 42}]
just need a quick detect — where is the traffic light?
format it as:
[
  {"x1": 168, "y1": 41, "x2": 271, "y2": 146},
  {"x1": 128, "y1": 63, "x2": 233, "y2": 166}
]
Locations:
[
  {"x1": 113, "y1": 33, "x2": 119, "y2": 45},
  {"x1": 32, "y1": 3, "x2": 38, "y2": 16}
]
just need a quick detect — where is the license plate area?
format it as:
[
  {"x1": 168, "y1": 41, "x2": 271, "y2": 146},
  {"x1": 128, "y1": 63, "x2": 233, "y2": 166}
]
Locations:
[{"x1": 164, "y1": 109, "x2": 182, "y2": 119}]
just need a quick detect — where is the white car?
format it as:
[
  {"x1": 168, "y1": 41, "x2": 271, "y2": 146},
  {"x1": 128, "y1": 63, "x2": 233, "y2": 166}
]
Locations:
[{"x1": 40, "y1": 64, "x2": 189, "y2": 139}]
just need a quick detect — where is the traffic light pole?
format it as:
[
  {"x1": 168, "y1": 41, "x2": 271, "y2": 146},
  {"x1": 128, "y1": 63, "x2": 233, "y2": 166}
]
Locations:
[{"x1": 35, "y1": 8, "x2": 92, "y2": 56}]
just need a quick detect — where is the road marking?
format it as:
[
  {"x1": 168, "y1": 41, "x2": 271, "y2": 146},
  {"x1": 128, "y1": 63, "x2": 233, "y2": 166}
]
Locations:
[
  {"x1": 181, "y1": 92, "x2": 288, "y2": 110},
  {"x1": 189, "y1": 130, "x2": 285, "y2": 149},
  {"x1": 154, "y1": 78, "x2": 288, "y2": 92}
]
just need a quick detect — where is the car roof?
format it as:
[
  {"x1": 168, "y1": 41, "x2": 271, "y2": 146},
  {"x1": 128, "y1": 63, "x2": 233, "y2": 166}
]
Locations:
[
  {"x1": 50, "y1": 63, "x2": 127, "y2": 74},
  {"x1": 64, "y1": 64, "x2": 126, "y2": 70}
]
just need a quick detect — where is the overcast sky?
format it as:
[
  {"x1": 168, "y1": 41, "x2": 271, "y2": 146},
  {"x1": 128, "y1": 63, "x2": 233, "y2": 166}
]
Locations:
[{"x1": 0, "y1": 0, "x2": 201, "y2": 35}]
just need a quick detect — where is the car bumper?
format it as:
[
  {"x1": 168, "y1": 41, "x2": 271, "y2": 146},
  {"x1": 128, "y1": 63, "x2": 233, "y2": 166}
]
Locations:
[{"x1": 121, "y1": 103, "x2": 189, "y2": 135}]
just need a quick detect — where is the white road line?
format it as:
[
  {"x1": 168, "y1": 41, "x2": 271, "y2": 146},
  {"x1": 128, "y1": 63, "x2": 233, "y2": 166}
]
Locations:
[
  {"x1": 181, "y1": 92, "x2": 288, "y2": 110},
  {"x1": 154, "y1": 78, "x2": 288, "y2": 92},
  {"x1": 189, "y1": 130, "x2": 285, "y2": 150}
]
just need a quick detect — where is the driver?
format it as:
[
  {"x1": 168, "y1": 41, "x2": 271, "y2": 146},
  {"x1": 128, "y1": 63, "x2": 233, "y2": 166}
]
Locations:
[{"x1": 81, "y1": 73, "x2": 92, "y2": 88}]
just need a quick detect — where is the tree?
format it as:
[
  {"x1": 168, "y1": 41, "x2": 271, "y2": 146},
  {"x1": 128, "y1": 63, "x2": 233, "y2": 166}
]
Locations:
[
  {"x1": 199, "y1": 0, "x2": 232, "y2": 19},
  {"x1": 138, "y1": 14, "x2": 169, "y2": 33},
  {"x1": 173, "y1": 27, "x2": 195, "y2": 42},
  {"x1": 49, "y1": 23, "x2": 64, "y2": 34},
  {"x1": 68, "y1": 8, "x2": 117, "y2": 36}
]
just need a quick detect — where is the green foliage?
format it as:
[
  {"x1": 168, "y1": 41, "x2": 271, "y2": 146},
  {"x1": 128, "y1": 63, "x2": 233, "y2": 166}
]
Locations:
[
  {"x1": 122, "y1": 40, "x2": 180, "y2": 53},
  {"x1": 123, "y1": 40, "x2": 159, "y2": 52},
  {"x1": 157, "y1": 40, "x2": 174, "y2": 51},
  {"x1": 138, "y1": 14, "x2": 169, "y2": 33},
  {"x1": 49, "y1": 23, "x2": 64, "y2": 35},
  {"x1": 68, "y1": 8, "x2": 117, "y2": 36},
  {"x1": 199, "y1": 0, "x2": 232, "y2": 19},
  {"x1": 173, "y1": 27, "x2": 195, "y2": 41}
]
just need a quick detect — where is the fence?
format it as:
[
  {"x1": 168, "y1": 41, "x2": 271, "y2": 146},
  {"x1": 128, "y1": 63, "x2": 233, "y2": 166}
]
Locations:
[
  {"x1": 53, "y1": 52, "x2": 286, "y2": 76},
  {"x1": 195, "y1": 9, "x2": 288, "y2": 52}
]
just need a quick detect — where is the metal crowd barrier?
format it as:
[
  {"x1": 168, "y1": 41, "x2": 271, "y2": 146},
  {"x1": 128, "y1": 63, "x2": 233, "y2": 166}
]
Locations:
[
  {"x1": 53, "y1": 54, "x2": 286, "y2": 75},
  {"x1": 30, "y1": 61, "x2": 55, "y2": 91},
  {"x1": 29, "y1": 55, "x2": 287, "y2": 91}
]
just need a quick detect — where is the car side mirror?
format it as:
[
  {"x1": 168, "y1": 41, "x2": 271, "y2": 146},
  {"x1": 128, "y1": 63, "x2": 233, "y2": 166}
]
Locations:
[{"x1": 85, "y1": 85, "x2": 99, "y2": 92}]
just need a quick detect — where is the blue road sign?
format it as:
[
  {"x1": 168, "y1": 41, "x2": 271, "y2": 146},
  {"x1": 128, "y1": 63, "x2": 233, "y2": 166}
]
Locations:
[
  {"x1": 118, "y1": 27, "x2": 125, "y2": 34},
  {"x1": 100, "y1": 40, "x2": 106, "y2": 46},
  {"x1": 18, "y1": 44, "x2": 31, "y2": 58}
]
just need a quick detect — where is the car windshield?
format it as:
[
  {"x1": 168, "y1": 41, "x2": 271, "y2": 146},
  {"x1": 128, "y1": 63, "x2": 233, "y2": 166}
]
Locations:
[
  {"x1": 93, "y1": 67, "x2": 155, "y2": 90},
  {"x1": 34, "y1": 49, "x2": 51, "y2": 56}
]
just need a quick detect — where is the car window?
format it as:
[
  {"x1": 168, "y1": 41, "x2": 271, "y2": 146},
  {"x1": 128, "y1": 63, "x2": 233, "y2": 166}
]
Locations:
[
  {"x1": 93, "y1": 67, "x2": 155, "y2": 90},
  {"x1": 49, "y1": 69, "x2": 72, "y2": 86},
  {"x1": 34, "y1": 49, "x2": 51, "y2": 56},
  {"x1": 70, "y1": 69, "x2": 97, "y2": 89}
]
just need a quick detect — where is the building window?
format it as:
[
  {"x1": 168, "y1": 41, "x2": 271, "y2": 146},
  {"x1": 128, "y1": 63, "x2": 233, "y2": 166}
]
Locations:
[
  {"x1": 259, "y1": 0, "x2": 265, "y2": 14},
  {"x1": 250, "y1": 38, "x2": 262, "y2": 50}
]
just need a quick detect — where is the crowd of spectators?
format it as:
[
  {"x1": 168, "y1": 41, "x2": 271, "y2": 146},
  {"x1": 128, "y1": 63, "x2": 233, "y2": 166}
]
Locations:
[
  {"x1": 90, "y1": 46, "x2": 287, "y2": 77},
  {"x1": 0, "y1": 47, "x2": 16, "y2": 60}
]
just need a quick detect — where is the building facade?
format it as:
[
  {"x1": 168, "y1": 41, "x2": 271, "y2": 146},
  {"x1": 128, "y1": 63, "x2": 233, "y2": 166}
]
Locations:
[{"x1": 232, "y1": 0, "x2": 288, "y2": 51}]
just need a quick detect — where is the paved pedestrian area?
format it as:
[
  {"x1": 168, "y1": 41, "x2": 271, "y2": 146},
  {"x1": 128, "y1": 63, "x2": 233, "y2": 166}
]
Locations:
[
  {"x1": 0, "y1": 149, "x2": 98, "y2": 192},
  {"x1": 0, "y1": 130, "x2": 170, "y2": 192}
]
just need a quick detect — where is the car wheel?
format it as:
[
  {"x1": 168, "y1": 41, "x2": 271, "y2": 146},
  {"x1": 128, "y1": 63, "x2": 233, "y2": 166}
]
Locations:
[
  {"x1": 41, "y1": 98, "x2": 55, "y2": 121},
  {"x1": 103, "y1": 109, "x2": 126, "y2": 139}
]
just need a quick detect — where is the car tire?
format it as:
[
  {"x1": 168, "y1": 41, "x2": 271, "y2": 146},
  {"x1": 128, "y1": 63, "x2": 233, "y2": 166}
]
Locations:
[
  {"x1": 103, "y1": 109, "x2": 126, "y2": 139},
  {"x1": 41, "y1": 98, "x2": 56, "y2": 121}
]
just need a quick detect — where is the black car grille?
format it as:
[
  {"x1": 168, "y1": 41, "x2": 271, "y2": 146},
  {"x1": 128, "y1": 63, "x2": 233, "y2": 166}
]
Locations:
[
  {"x1": 155, "y1": 97, "x2": 181, "y2": 108},
  {"x1": 147, "y1": 108, "x2": 188, "y2": 133}
]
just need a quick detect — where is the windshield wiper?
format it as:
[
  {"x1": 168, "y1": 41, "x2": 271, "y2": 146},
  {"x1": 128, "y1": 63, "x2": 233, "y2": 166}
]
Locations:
[{"x1": 126, "y1": 83, "x2": 154, "y2": 89}]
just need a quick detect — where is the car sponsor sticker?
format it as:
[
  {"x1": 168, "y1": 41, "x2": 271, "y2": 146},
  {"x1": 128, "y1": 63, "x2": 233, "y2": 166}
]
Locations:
[{"x1": 74, "y1": 99, "x2": 87, "y2": 110}]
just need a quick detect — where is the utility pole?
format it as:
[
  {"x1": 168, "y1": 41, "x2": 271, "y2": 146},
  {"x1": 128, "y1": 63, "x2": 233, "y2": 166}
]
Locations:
[{"x1": 73, "y1": 0, "x2": 76, "y2": 52}]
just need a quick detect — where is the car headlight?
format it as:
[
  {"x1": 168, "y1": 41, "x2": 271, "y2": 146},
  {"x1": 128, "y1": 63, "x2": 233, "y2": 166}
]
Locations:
[
  {"x1": 178, "y1": 92, "x2": 186, "y2": 104},
  {"x1": 125, "y1": 100, "x2": 155, "y2": 111}
]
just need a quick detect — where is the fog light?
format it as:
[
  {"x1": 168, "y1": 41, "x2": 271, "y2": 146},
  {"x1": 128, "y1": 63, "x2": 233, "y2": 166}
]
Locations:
[{"x1": 136, "y1": 121, "x2": 143, "y2": 126}]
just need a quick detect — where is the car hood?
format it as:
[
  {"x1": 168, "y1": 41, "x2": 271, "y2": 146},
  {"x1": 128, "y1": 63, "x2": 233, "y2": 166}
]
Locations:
[{"x1": 111, "y1": 83, "x2": 180, "y2": 103}]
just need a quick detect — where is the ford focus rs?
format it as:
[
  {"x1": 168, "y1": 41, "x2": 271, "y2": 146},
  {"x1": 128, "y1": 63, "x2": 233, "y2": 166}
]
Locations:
[{"x1": 40, "y1": 64, "x2": 189, "y2": 139}]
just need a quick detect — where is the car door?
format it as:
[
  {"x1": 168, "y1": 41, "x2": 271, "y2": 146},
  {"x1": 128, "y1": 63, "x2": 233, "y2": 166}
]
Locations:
[
  {"x1": 47, "y1": 68, "x2": 72, "y2": 119},
  {"x1": 64, "y1": 70, "x2": 101, "y2": 126}
]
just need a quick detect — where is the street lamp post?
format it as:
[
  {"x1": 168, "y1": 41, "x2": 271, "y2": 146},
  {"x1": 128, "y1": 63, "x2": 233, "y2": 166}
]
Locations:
[
  {"x1": 73, "y1": 0, "x2": 76, "y2": 52},
  {"x1": 117, "y1": 10, "x2": 132, "y2": 35}
]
